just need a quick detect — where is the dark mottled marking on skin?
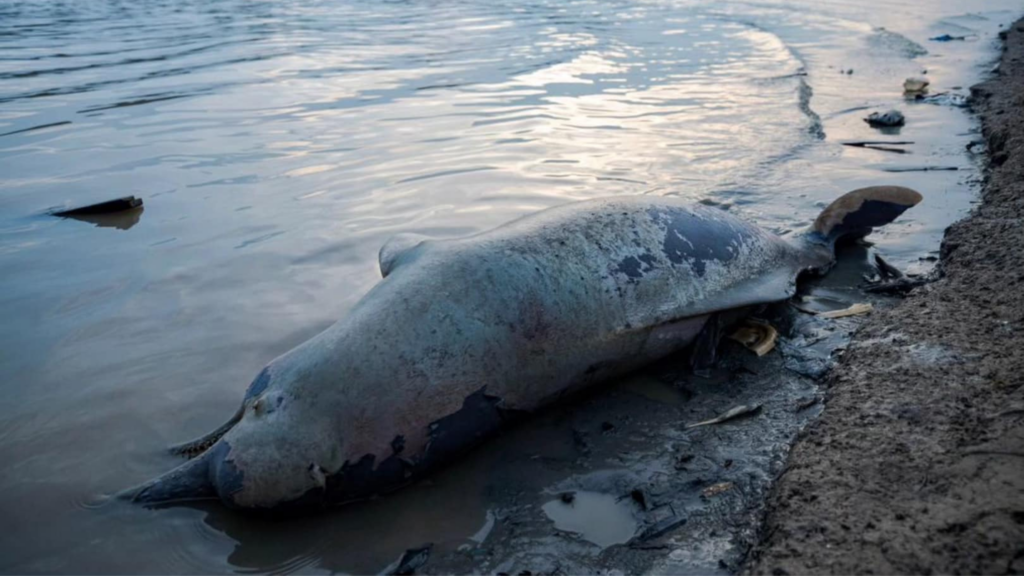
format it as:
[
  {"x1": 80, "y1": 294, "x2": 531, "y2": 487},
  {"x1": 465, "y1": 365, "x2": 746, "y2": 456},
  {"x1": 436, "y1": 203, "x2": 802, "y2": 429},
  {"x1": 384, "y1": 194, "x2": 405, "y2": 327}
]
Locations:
[
  {"x1": 647, "y1": 206, "x2": 749, "y2": 276},
  {"x1": 244, "y1": 367, "x2": 272, "y2": 400},
  {"x1": 424, "y1": 388, "x2": 504, "y2": 462},
  {"x1": 325, "y1": 453, "x2": 402, "y2": 504},
  {"x1": 616, "y1": 256, "x2": 645, "y2": 279},
  {"x1": 615, "y1": 252, "x2": 660, "y2": 280},
  {"x1": 832, "y1": 199, "x2": 912, "y2": 239},
  {"x1": 209, "y1": 441, "x2": 244, "y2": 503},
  {"x1": 321, "y1": 388, "x2": 513, "y2": 506}
]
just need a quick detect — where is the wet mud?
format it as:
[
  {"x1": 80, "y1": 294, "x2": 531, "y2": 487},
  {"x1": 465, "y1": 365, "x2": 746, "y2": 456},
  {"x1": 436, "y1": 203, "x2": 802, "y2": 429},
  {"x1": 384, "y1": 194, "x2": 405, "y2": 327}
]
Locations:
[{"x1": 745, "y1": 19, "x2": 1024, "y2": 576}]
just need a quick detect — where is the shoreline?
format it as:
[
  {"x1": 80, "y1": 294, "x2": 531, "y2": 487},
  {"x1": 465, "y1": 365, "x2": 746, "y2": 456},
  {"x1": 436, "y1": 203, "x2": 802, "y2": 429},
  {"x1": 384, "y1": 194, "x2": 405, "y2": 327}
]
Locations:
[{"x1": 744, "y1": 17, "x2": 1024, "y2": 575}]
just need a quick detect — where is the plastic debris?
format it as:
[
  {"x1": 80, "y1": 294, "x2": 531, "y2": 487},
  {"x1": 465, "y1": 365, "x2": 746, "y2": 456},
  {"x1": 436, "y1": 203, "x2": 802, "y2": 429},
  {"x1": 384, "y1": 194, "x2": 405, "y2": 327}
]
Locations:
[
  {"x1": 818, "y1": 303, "x2": 873, "y2": 319},
  {"x1": 729, "y1": 321, "x2": 778, "y2": 356},
  {"x1": 903, "y1": 77, "x2": 930, "y2": 93},
  {"x1": 686, "y1": 404, "x2": 762, "y2": 429},
  {"x1": 865, "y1": 110, "x2": 905, "y2": 127}
]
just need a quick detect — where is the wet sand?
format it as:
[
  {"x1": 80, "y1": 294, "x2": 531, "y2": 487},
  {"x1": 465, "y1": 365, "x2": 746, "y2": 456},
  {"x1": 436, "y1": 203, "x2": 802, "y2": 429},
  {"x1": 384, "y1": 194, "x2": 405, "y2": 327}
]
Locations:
[{"x1": 745, "y1": 19, "x2": 1024, "y2": 575}]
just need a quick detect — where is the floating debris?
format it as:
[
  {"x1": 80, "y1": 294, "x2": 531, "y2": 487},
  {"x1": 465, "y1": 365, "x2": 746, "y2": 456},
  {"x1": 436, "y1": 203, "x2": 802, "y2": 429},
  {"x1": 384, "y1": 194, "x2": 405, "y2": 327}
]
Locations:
[
  {"x1": 842, "y1": 141, "x2": 910, "y2": 154},
  {"x1": 52, "y1": 196, "x2": 145, "y2": 230},
  {"x1": 818, "y1": 303, "x2": 873, "y2": 319},
  {"x1": 865, "y1": 110, "x2": 905, "y2": 127},
  {"x1": 903, "y1": 77, "x2": 930, "y2": 94},
  {"x1": 686, "y1": 404, "x2": 762, "y2": 429},
  {"x1": 729, "y1": 321, "x2": 778, "y2": 356},
  {"x1": 701, "y1": 482, "x2": 734, "y2": 498},
  {"x1": 53, "y1": 196, "x2": 142, "y2": 216},
  {"x1": 882, "y1": 165, "x2": 959, "y2": 172}
]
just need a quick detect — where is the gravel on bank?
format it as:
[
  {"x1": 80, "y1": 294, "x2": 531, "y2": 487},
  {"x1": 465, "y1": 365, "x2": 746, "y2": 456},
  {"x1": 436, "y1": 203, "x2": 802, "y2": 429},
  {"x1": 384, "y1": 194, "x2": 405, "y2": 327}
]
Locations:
[{"x1": 744, "y1": 18, "x2": 1024, "y2": 576}]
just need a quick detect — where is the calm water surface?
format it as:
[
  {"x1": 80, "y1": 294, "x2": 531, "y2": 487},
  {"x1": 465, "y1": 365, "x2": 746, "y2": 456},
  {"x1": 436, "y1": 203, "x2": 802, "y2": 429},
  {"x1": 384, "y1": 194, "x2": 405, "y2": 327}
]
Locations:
[{"x1": 0, "y1": 0, "x2": 1020, "y2": 573}]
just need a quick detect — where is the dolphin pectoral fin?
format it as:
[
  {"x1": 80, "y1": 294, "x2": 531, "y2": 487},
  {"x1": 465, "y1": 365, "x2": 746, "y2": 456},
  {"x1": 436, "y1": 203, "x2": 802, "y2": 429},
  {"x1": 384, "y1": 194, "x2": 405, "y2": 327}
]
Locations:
[
  {"x1": 118, "y1": 447, "x2": 219, "y2": 505},
  {"x1": 378, "y1": 233, "x2": 431, "y2": 278},
  {"x1": 688, "y1": 307, "x2": 760, "y2": 374},
  {"x1": 689, "y1": 312, "x2": 724, "y2": 375},
  {"x1": 168, "y1": 405, "x2": 243, "y2": 458}
]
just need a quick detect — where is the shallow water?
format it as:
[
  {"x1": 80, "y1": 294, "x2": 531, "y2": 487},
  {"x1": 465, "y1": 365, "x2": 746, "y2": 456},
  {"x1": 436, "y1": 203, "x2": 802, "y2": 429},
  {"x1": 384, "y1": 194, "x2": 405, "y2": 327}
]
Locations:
[
  {"x1": 0, "y1": 0, "x2": 1021, "y2": 573},
  {"x1": 541, "y1": 491, "x2": 640, "y2": 548}
]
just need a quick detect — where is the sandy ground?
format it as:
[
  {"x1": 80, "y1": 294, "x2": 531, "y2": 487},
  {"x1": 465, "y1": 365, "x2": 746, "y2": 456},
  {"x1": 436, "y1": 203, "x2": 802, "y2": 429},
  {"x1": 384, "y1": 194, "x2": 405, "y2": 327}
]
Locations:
[{"x1": 744, "y1": 19, "x2": 1024, "y2": 576}]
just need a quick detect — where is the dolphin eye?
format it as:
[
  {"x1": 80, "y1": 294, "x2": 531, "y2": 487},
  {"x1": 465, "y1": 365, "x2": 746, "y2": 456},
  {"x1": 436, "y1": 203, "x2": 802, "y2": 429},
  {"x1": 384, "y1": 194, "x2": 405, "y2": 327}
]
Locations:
[{"x1": 251, "y1": 394, "x2": 282, "y2": 417}]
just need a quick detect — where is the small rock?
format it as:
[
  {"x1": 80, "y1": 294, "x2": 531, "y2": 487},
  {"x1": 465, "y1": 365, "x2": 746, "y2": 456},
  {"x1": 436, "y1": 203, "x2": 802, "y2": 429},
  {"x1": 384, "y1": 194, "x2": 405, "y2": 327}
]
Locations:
[{"x1": 865, "y1": 110, "x2": 905, "y2": 127}]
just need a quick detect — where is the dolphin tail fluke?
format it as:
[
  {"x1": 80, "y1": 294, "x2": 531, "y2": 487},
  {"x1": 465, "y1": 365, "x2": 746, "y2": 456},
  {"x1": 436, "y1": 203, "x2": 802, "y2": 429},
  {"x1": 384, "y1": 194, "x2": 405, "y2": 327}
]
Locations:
[
  {"x1": 811, "y1": 185, "x2": 923, "y2": 244},
  {"x1": 117, "y1": 445, "x2": 219, "y2": 505}
]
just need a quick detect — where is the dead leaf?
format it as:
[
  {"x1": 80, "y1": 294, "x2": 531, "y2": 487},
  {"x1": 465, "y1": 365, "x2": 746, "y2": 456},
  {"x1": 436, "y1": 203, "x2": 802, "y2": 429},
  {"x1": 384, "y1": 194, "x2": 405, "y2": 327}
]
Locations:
[{"x1": 729, "y1": 321, "x2": 778, "y2": 356}]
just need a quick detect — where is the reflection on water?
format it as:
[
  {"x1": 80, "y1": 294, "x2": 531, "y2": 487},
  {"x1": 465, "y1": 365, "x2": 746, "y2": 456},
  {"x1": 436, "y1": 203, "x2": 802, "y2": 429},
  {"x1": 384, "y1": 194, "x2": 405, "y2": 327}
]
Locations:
[{"x1": 0, "y1": 0, "x2": 1021, "y2": 573}]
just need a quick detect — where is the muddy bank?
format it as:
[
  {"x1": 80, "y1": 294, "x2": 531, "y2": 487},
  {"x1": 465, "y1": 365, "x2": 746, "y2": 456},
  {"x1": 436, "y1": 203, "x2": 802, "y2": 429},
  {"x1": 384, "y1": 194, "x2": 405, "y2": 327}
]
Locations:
[{"x1": 745, "y1": 19, "x2": 1024, "y2": 576}]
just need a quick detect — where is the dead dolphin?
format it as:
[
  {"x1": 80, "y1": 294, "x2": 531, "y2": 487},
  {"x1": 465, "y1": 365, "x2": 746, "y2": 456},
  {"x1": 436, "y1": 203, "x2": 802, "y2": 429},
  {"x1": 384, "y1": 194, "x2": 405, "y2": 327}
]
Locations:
[{"x1": 119, "y1": 186, "x2": 921, "y2": 510}]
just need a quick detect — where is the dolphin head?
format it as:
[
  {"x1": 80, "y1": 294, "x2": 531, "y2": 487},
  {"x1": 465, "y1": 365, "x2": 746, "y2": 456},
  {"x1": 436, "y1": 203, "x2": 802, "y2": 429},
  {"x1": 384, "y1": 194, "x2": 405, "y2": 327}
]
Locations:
[{"x1": 120, "y1": 365, "x2": 345, "y2": 511}]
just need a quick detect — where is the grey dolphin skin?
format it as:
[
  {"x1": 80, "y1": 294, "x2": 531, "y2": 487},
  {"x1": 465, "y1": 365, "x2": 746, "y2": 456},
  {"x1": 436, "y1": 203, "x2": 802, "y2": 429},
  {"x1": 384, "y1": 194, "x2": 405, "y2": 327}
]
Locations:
[{"x1": 119, "y1": 186, "x2": 922, "y2": 511}]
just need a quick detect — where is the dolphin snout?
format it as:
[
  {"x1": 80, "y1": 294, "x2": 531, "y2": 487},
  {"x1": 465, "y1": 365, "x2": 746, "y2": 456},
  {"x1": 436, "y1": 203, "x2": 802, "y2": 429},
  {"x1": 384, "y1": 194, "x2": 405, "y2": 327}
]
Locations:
[{"x1": 118, "y1": 442, "x2": 227, "y2": 505}]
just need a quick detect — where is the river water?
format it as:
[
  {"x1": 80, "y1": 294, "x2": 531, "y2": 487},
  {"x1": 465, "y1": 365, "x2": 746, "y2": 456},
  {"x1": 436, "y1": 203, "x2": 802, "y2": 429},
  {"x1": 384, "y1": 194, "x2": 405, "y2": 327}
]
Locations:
[{"x1": 0, "y1": 0, "x2": 1020, "y2": 573}]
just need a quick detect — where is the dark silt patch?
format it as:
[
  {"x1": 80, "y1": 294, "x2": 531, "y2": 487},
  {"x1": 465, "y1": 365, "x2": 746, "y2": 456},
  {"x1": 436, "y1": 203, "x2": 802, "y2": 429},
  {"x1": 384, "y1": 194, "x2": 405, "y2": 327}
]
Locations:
[{"x1": 647, "y1": 206, "x2": 749, "y2": 276}]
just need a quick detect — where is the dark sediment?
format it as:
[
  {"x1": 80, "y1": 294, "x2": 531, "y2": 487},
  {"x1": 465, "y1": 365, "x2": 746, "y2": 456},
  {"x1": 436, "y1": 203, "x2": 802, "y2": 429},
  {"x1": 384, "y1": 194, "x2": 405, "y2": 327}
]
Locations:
[{"x1": 744, "y1": 19, "x2": 1024, "y2": 575}]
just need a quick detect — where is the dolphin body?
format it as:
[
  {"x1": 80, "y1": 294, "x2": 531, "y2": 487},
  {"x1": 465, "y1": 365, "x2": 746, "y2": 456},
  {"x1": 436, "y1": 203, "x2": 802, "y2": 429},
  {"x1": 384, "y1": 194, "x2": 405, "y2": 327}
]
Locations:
[{"x1": 120, "y1": 186, "x2": 921, "y2": 511}]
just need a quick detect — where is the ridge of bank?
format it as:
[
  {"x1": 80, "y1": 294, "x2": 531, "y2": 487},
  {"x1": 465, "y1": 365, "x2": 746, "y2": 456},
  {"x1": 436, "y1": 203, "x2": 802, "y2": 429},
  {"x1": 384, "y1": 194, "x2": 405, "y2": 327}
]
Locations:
[{"x1": 744, "y1": 17, "x2": 1024, "y2": 575}]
